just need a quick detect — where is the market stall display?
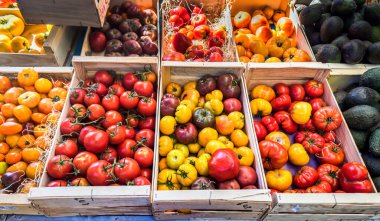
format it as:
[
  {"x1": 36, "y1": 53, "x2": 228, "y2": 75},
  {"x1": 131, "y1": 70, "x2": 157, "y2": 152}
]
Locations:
[{"x1": 0, "y1": 67, "x2": 73, "y2": 214}]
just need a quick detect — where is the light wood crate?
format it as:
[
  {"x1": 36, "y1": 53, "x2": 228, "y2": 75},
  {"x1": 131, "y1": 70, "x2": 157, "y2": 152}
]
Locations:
[
  {"x1": 17, "y1": 0, "x2": 109, "y2": 27},
  {"x1": 0, "y1": 67, "x2": 74, "y2": 215},
  {"x1": 28, "y1": 57, "x2": 159, "y2": 217},
  {"x1": 152, "y1": 62, "x2": 271, "y2": 220},
  {"x1": 244, "y1": 63, "x2": 380, "y2": 221}
]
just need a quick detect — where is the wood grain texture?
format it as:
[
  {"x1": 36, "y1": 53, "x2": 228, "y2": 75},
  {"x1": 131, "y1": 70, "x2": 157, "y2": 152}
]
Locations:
[
  {"x1": 264, "y1": 213, "x2": 375, "y2": 221},
  {"x1": 154, "y1": 210, "x2": 263, "y2": 220}
]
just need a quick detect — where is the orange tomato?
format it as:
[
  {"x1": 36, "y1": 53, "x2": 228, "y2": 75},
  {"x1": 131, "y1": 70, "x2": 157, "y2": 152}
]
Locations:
[
  {"x1": 250, "y1": 39, "x2": 269, "y2": 57},
  {"x1": 26, "y1": 161, "x2": 44, "y2": 179},
  {"x1": 283, "y1": 48, "x2": 311, "y2": 62},
  {"x1": 21, "y1": 147, "x2": 42, "y2": 163},
  {"x1": 239, "y1": 56, "x2": 251, "y2": 63},
  {"x1": 234, "y1": 33, "x2": 250, "y2": 49},
  {"x1": 13, "y1": 105, "x2": 32, "y2": 123},
  {"x1": 34, "y1": 124, "x2": 47, "y2": 137},
  {"x1": 252, "y1": 85, "x2": 276, "y2": 101},
  {"x1": 0, "y1": 142, "x2": 10, "y2": 154},
  {"x1": 0, "y1": 153, "x2": 4, "y2": 161},
  {"x1": 252, "y1": 9, "x2": 265, "y2": 17},
  {"x1": 263, "y1": 6, "x2": 274, "y2": 20},
  {"x1": 34, "y1": 78, "x2": 53, "y2": 94},
  {"x1": 4, "y1": 87, "x2": 24, "y2": 104},
  {"x1": 31, "y1": 113, "x2": 47, "y2": 124},
  {"x1": 251, "y1": 54, "x2": 265, "y2": 63},
  {"x1": 0, "y1": 122, "x2": 22, "y2": 135},
  {"x1": 273, "y1": 10, "x2": 286, "y2": 23},
  {"x1": 0, "y1": 76, "x2": 12, "y2": 93},
  {"x1": 18, "y1": 91, "x2": 41, "y2": 108},
  {"x1": 38, "y1": 98, "x2": 54, "y2": 114},
  {"x1": 266, "y1": 35, "x2": 291, "y2": 58},
  {"x1": 53, "y1": 79, "x2": 65, "y2": 88},
  {"x1": 24, "y1": 86, "x2": 36, "y2": 92},
  {"x1": 34, "y1": 136, "x2": 49, "y2": 150},
  {"x1": 276, "y1": 17, "x2": 294, "y2": 38},
  {"x1": 231, "y1": 129, "x2": 249, "y2": 147},
  {"x1": 265, "y1": 57, "x2": 282, "y2": 62},
  {"x1": 52, "y1": 97, "x2": 65, "y2": 111},
  {"x1": 17, "y1": 134, "x2": 36, "y2": 149},
  {"x1": 0, "y1": 115, "x2": 5, "y2": 125},
  {"x1": 1, "y1": 103, "x2": 16, "y2": 118},
  {"x1": 236, "y1": 45, "x2": 246, "y2": 57},
  {"x1": 5, "y1": 134, "x2": 20, "y2": 148},
  {"x1": 245, "y1": 49, "x2": 253, "y2": 58},
  {"x1": 48, "y1": 87, "x2": 67, "y2": 100},
  {"x1": 71, "y1": 177, "x2": 90, "y2": 186},
  {"x1": 249, "y1": 15, "x2": 269, "y2": 34},
  {"x1": 18, "y1": 68, "x2": 39, "y2": 87},
  {"x1": 6, "y1": 161, "x2": 28, "y2": 173},
  {"x1": 5, "y1": 148, "x2": 22, "y2": 164},
  {"x1": 39, "y1": 94, "x2": 48, "y2": 99},
  {"x1": 256, "y1": 26, "x2": 273, "y2": 43}
]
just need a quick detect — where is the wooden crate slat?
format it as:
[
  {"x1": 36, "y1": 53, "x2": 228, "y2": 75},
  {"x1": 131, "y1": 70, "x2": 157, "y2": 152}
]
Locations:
[
  {"x1": 39, "y1": 206, "x2": 151, "y2": 217},
  {"x1": 154, "y1": 210, "x2": 263, "y2": 220},
  {"x1": 264, "y1": 213, "x2": 376, "y2": 221}
]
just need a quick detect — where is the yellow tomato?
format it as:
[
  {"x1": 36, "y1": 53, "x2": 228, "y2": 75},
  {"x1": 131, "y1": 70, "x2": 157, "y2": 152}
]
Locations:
[
  {"x1": 184, "y1": 81, "x2": 196, "y2": 91},
  {"x1": 18, "y1": 68, "x2": 38, "y2": 87},
  {"x1": 288, "y1": 143, "x2": 310, "y2": 166},
  {"x1": 160, "y1": 116, "x2": 177, "y2": 135},
  {"x1": 184, "y1": 156, "x2": 198, "y2": 167},
  {"x1": 251, "y1": 85, "x2": 275, "y2": 101},
  {"x1": 218, "y1": 136, "x2": 234, "y2": 149},
  {"x1": 228, "y1": 111, "x2": 245, "y2": 129},
  {"x1": 205, "y1": 90, "x2": 223, "y2": 101},
  {"x1": 13, "y1": 105, "x2": 32, "y2": 123},
  {"x1": 197, "y1": 148, "x2": 206, "y2": 157},
  {"x1": 166, "y1": 149, "x2": 185, "y2": 170},
  {"x1": 205, "y1": 140, "x2": 226, "y2": 154},
  {"x1": 235, "y1": 146, "x2": 254, "y2": 166},
  {"x1": 175, "y1": 105, "x2": 192, "y2": 124},
  {"x1": 231, "y1": 129, "x2": 249, "y2": 147},
  {"x1": 204, "y1": 99, "x2": 223, "y2": 116},
  {"x1": 157, "y1": 169, "x2": 181, "y2": 190},
  {"x1": 48, "y1": 87, "x2": 67, "y2": 100},
  {"x1": 174, "y1": 143, "x2": 189, "y2": 158},
  {"x1": 159, "y1": 136, "x2": 174, "y2": 157},
  {"x1": 215, "y1": 115, "x2": 234, "y2": 135},
  {"x1": 290, "y1": 101, "x2": 312, "y2": 124},
  {"x1": 266, "y1": 169, "x2": 293, "y2": 191},
  {"x1": 181, "y1": 89, "x2": 200, "y2": 106},
  {"x1": 250, "y1": 98, "x2": 272, "y2": 117},
  {"x1": 18, "y1": 91, "x2": 41, "y2": 108},
  {"x1": 265, "y1": 132, "x2": 290, "y2": 151},
  {"x1": 176, "y1": 164, "x2": 198, "y2": 186},
  {"x1": 180, "y1": 99, "x2": 195, "y2": 111},
  {"x1": 0, "y1": 15, "x2": 24, "y2": 37},
  {"x1": 159, "y1": 158, "x2": 168, "y2": 171},
  {"x1": 198, "y1": 127, "x2": 218, "y2": 147},
  {"x1": 188, "y1": 143, "x2": 201, "y2": 154},
  {"x1": 166, "y1": 82, "x2": 182, "y2": 97},
  {"x1": 195, "y1": 153, "x2": 210, "y2": 176},
  {"x1": 5, "y1": 134, "x2": 20, "y2": 148},
  {"x1": 34, "y1": 78, "x2": 53, "y2": 94}
]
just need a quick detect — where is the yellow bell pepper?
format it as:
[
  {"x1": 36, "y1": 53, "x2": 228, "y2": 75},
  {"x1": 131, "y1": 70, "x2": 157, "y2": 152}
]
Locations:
[
  {"x1": 250, "y1": 98, "x2": 272, "y2": 117},
  {"x1": 290, "y1": 101, "x2": 312, "y2": 124},
  {"x1": 205, "y1": 90, "x2": 223, "y2": 101}
]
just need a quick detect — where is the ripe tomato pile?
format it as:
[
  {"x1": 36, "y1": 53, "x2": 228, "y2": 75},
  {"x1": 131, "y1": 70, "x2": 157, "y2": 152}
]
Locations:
[
  {"x1": 250, "y1": 80, "x2": 373, "y2": 193},
  {"x1": 158, "y1": 73, "x2": 258, "y2": 190},
  {"x1": 46, "y1": 69, "x2": 157, "y2": 187},
  {"x1": 0, "y1": 68, "x2": 68, "y2": 193}
]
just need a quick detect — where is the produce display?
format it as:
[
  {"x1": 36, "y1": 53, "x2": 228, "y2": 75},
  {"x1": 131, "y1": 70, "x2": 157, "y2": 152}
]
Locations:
[
  {"x1": 334, "y1": 67, "x2": 380, "y2": 191},
  {"x1": 45, "y1": 69, "x2": 157, "y2": 187},
  {"x1": 232, "y1": 6, "x2": 312, "y2": 63},
  {"x1": 88, "y1": 1, "x2": 158, "y2": 57},
  {"x1": 158, "y1": 74, "x2": 259, "y2": 190},
  {"x1": 0, "y1": 68, "x2": 69, "y2": 193},
  {"x1": 250, "y1": 80, "x2": 373, "y2": 193},
  {"x1": 0, "y1": 0, "x2": 16, "y2": 8},
  {"x1": 297, "y1": 0, "x2": 380, "y2": 64}
]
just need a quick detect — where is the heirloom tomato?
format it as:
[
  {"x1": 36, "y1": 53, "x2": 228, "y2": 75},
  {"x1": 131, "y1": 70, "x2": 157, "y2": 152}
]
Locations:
[
  {"x1": 159, "y1": 116, "x2": 176, "y2": 135},
  {"x1": 274, "y1": 111, "x2": 298, "y2": 134},
  {"x1": 228, "y1": 111, "x2": 244, "y2": 129},
  {"x1": 265, "y1": 131, "x2": 290, "y2": 150},
  {"x1": 47, "y1": 155, "x2": 73, "y2": 179},
  {"x1": 250, "y1": 98, "x2": 272, "y2": 117},
  {"x1": 251, "y1": 85, "x2": 275, "y2": 101},
  {"x1": 309, "y1": 98, "x2": 326, "y2": 114},
  {"x1": 231, "y1": 129, "x2": 249, "y2": 147},
  {"x1": 315, "y1": 180, "x2": 332, "y2": 193},
  {"x1": 167, "y1": 149, "x2": 185, "y2": 170},
  {"x1": 175, "y1": 104, "x2": 192, "y2": 124},
  {"x1": 235, "y1": 146, "x2": 254, "y2": 166},
  {"x1": 340, "y1": 162, "x2": 369, "y2": 182},
  {"x1": 209, "y1": 148, "x2": 240, "y2": 182},
  {"x1": 166, "y1": 82, "x2": 182, "y2": 97},
  {"x1": 254, "y1": 121, "x2": 267, "y2": 141},
  {"x1": 271, "y1": 94, "x2": 291, "y2": 112},
  {"x1": 215, "y1": 115, "x2": 234, "y2": 135},
  {"x1": 274, "y1": 83, "x2": 289, "y2": 96},
  {"x1": 195, "y1": 153, "x2": 210, "y2": 176},
  {"x1": 317, "y1": 164, "x2": 340, "y2": 191},
  {"x1": 293, "y1": 166, "x2": 318, "y2": 189},
  {"x1": 18, "y1": 91, "x2": 40, "y2": 108},
  {"x1": 323, "y1": 131, "x2": 337, "y2": 143},
  {"x1": 289, "y1": 84, "x2": 305, "y2": 101},
  {"x1": 306, "y1": 186, "x2": 327, "y2": 193},
  {"x1": 304, "y1": 80, "x2": 324, "y2": 98},
  {"x1": 198, "y1": 127, "x2": 218, "y2": 147},
  {"x1": 316, "y1": 142, "x2": 344, "y2": 166},
  {"x1": 312, "y1": 106, "x2": 342, "y2": 131},
  {"x1": 204, "y1": 99, "x2": 223, "y2": 116},
  {"x1": 266, "y1": 169, "x2": 292, "y2": 191},
  {"x1": 302, "y1": 133, "x2": 324, "y2": 155},
  {"x1": 299, "y1": 119, "x2": 316, "y2": 132},
  {"x1": 181, "y1": 89, "x2": 200, "y2": 106},
  {"x1": 259, "y1": 140, "x2": 288, "y2": 170},
  {"x1": 261, "y1": 116, "x2": 279, "y2": 132},
  {"x1": 159, "y1": 136, "x2": 173, "y2": 157},
  {"x1": 157, "y1": 169, "x2": 180, "y2": 190},
  {"x1": 206, "y1": 90, "x2": 223, "y2": 101},
  {"x1": 87, "y1": 160, "x2": 114, "y2": 186},
  {"x1": 288, "y1": 143, "x2": 309, "y2": 166},
  {"x1": 289, "y1": 101, "x2": 312, "y2": 125},
  {"x1": 205, "y1": 140, "x2": 226, "y2": 154},
  {"x1": 176, "y1": 164, "x2": 198, "y2": 186}
]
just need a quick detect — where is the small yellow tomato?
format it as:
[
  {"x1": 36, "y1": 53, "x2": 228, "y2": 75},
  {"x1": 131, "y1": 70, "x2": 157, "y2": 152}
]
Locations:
[
  {"x1": 18, "y1": 91, "x2": 41, "y2": 108},
  {"x1": 218, "y1": 136, "x2": 234, "y2": 149},
  {"x1": 197, "y1": 97, "x2": 205, "y2": 107},
  {"x1": 228, "y1": 111, "x2": 245, "y2": 129},
  {"x1": 159, "y1": 136, "x2": 174, "y2": 157},
  {"x1": 197, "y1": 148, "x2": 206, "y2": 157},
  {"x1": 250, "y1": 98, "x2": 272, "y2": 117},
  {"x1": 174, "y1": 143, "x2": 189, "y2": 158},
  {"x1": 181, "y1": 89, "x2": 200, "y2": 106},
  {"x1": 180, "y1": 99, "x2": 195, "y2": 111},
  {"x1": 289, "y1": 101, "x2": 312, "y2": 125},
  {"x1": 5, "y1": 134, "x2": 20, "y2": 148},
  {"x1": 166, "y1": 82, "x2": 182, "y2": 97},
  {"x1": 157, "y1": 169, "x2": 181, "y2": 190},
  {"x1": 184, "y1": 81, "x2": 196, "y2": 91},
  {"x1": 166, "y1": 149, "x2": 185, "y2": 170},
  {"x1": 195, "y1": 153, "x2": 210, "y2": 176},
  {"x1": 177, "y1": 164, "x2": 198, "y2": 186},
  {"x1": 205, "y1": 140, "x2": 226, "y2": 154},
  {"x1": 188, "y1": 143, "x2": 201, "y2": 154},
  {"x1": 251, "y1": 84, "x2": 275, "y2": 101},
  {"x1": 231, "y1": 129, "x2": 249, "y2": 147},
  {"x1": 184, "y1": 156, "x2": 198, "y2": 167},
  {"x1": 288, "y1": 143, "x2": 310, "y2": 166},
  {"x1": 265, "y1": 131, "x2": 290, "y2": 151},
  {"x1": 175, "y1": 105, "x2": 192, "y2": 124},
  {"x1": 266, "y1": 169, "x2": 293, "y2": 191},
  {"x1": 198, "y1": 127, "x2": 218, "y2": 147},
  {"x1": 206, "y1": 90, "x2": 223, "y2": 101},
  {"x1": 159, "y1": 158, "x2": 168, "y2": 171},
  {"x1": 235, "y1": 146, "x2": 254, "y2": 166},
  {"x1": 34, "y1": 78, "x2": 53, "y2": 94},
  {"x1": 160, "y1": 116, "x2": 177, "y2": 135},
  {"x1": 204, "y1": 99, "x2": 224, "y2": 116}
]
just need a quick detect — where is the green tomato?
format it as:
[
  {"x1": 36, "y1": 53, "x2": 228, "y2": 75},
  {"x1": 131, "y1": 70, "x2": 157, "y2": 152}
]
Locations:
[
  {"x1": 166, "y1": 149, "x2": 185, "y2": 170},
  {"x1": 0, "y1": 162, "x2": 8, "y2": 175}
]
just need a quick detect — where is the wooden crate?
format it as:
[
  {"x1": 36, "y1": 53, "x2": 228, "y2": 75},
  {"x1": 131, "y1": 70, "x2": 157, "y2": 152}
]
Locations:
[
  {"x1": 0, "y1": 67, "x2": 73, "y2": 215},
  {"x1": 28, "y1": 57, "x2": 159, "y2": 217},
  {"x1": 230, "y1": 0, "x2": 316, "y2": 62},
  {"x1": 152, "y1": 62, "x2": 272, "y2": 220},
  {"x1": 17, "y1": 0, "x2": 109, "y2": 27},
  {"x1": 244, "y1": 63, "x2": 380, "y2": 221},
  {"x1": 80, "y1": 0, "x2": 159, "y2": 60}
]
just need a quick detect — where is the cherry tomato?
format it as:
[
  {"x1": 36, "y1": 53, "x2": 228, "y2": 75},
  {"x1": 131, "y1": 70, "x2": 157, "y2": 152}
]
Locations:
[
  {"x1": 137, "y1": 97, "x2": 156, "y2": 116},
  {"x1": 100, "y1": 146, "x2": 118, "y2": 164},
  {"x1": 102, "y1": 94, "x2": 120, "y2": 111},
  {"x1": 73, "y1": 151, "x2": 98, "y2": 175},
  {"x1": 102, "y1": 111, "x2": 123, "y2": 128},
  {"x1": 115, "y1": 157, "x2": 141, "y2": 184},
  {"x1": 87, "y1": 104, "x2": 106, "y2": 121},
  {"x1": 117, "y1": 139, "x2": 137, "y2": 158},
  {"x1": 135, "y1": 129, "x2": 155, "y2": 148},
  {"x1": 120, "y1": 91, "x2": 139, "y2": 110},
  {"x1": 47, "y1": 155, "x2": 73, "y2": 179},
  {"x1": 55, "y1": 139, "x2": 78, "y2": 158},
  {"x1": 87, "y1": 160, "x2": 114, "y2": 186},
  {"x1": 134, "y1": 147, "x2": 154, "y2": 168},
  {"x1": 133, "y1": 81, "x2": 154, "y2": 97},
  {"x1": 84, "y1": 93, "x2": 100, "y2": 106},
  {"x1": 138, "y1": 116, "x2": 155, "y2": 130}
]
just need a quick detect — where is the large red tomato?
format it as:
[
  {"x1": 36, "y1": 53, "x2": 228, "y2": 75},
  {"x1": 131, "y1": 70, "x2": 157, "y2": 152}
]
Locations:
[
  {"x1": 208, "y1": 148, "x2": 240, "y2": 182},
  {"x1": 101, "y1": 94, "x2": 120, "y2": 111},
  {"x1": 315, "y1": 180, "x2": 332, "y2": 193},
  {"x1": 312, "y1": 106, "x2": 342, "y2": 131},
  {"x1": 134, "y1": 147, "x2": 154, "y2": 168},
  {"x1": 94, "y1": 70, "x2": 114, "y2": 87},
  {"x1": 293, "y1": 166, "x2": 318, "y2": 188},
  {"x1": 289, "y1": 84, "x2": 305, "y2": 101},
  {"x1": 317, "y1": 164, "x2": 340, "y2": 191},
  {"x1": 115, "y1": 157, "x2": 141, "y2": 184},
  {"x1": 253, "y1": 121, "x2": 267, "y2": 141},
  {"x1": 117, "y1": 139, "x2": 137, "y2": 158},
  {"x1": 135, "y1": 129, "x2": 155, "y2": 148},
  {"x1": 102, "y1": 111, "x2": 123, "y2": 128},
  {"x1": 294, "y1": 131, "x2": 312, "y2": 143},
  {"x1": 106, "y1": 124, "x2": 126, "y2": 145},
  {"x1": 47, "y1": 155, "x2": 73, "y2": 179},
  {"x1": 55, "y1": 139, "x2": 78, "y2": 158},
  {"x1": 299, "y1": 119, "x2": 316, "y2": 132},
  {"x1": 274, "y1": 111, "x2": 298, "y2": 134},
  {"x1": 304, "y1": 80, "x2": 324, "y2": 98},
  {"x1": 274, "y1": 83, "x2": 289, "y2": 96},
  {"x1": 261, "y1": 116, "x2": 279, "y2": 132},
  {"x1": 100, "y1": 146, "x2": 118, "y2": 164},
  {"x1": 120, "y1": 91, "x2": 139, "y2": 110},
  {"x1": 316, "y1": 142, "x2": 344, "y2": 166},
  {"x1": 84, "y1": 130, "x2": 109, "y2": 154},
  {"x1": 137, "y1": 97, "x2": 156, "y2": 116},
  {"x1": 86, "y1": 160, "x2": 114, "y2": 186},
  {"x1": 302, "y1": 133, "x2": 325, "y2": 155},
  {"x1": 73, "y1": 151, "x2": 98, "y2": 175},
  {"x1": 309, "y1": 98, "x2": 326, "y2": 114},
  {"x1": 271, "y1": 94, "x2": 291, "y2": 112},
  {"x1": 259, "y1": 140, "x2": 288, "y2": 170},
  {"x1": 339, "y1": 162, "x2": 373, "y2": 193}
]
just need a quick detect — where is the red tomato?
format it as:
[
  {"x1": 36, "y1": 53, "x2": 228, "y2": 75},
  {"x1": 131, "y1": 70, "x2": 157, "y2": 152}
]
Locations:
[
  {"x1": 294, "y1": 166, "x2": 318, "y2": 188},
  {"x1": 68, "y1": 104, "x2": 87, "y2": 118},
  {"x1": 118, "y1": 139, "x2": 137, "y2": 158},
  {"x1": 139, "y1": 168, "x2": 152, "y2": 180},
  {"x1": 126, "y1": 115, "x2": 139, "y2": 128},
  {"x1": 316, "y1": 142, "x2": 344, "y2": 166},
  {"x1": 87, "y1": 104, "x2": 106, "y2": 121},
  {"x1": 135, "y1": 129, "x2": 155, "y2": 148},
  {"x1": 101, "y1": 94, "x2": 120, "y2": 111},
  {"x1": 47, "y1": 155, "x2": 73, "y2": 179},
  {"x1": 69, "y1": 89, "x2": 87, "y2": 105},
  {"x1": 302, "y1": 133, "x2": 325, "y2": 155},
  {"x1": 315, "y1": 180, "x2": 332, "y2": 193},
  {"x1": 236, "y1": 166, "x2": 257, "y2": 187},
  {"x1": 87, "y1": 160, "x2": 114, "y2": 186},
  {"x1": 306, "y1": 185, "x2": 327, "y2": 193},
  {"x1": 124, "y1": 127, "x2": 136, "y2": 139},
  {"x1": 299, "y1": 119, "x2": 317, "y2": 132},
  {"x1": 133, "y1": 176, "x2": 151, "y2": 185},
  {"x1": 334, "y1": 190, "x2": 345, "y2": 193},
  {"x1": 94, "y1": 70, "x2": 114, "y2": 87},
  {"x1": 100, "y1": 146, "x2": 118, "y2": 164},
  {"x1": 84, "y1": 93, "x2": 100, "y2": 106},
  {"x1": 209, "y1": 149, "x2": 240, "y2": 182},
  {"x1": 106, "y1": 124, "x2": 126, "y2": 145},
  {"x1": 270, "y1": 189, "x2": 282, "y2": 195},
  {"x1": 309, "y1": 98, "x2": 327, "y2": 115},
  {"x1": 259, "y1": 140, "x2": 288, "y2": 170},
  {"x1": 261, "y1": 116, "x2": 279, "y2": 132},
  {"x1": 339, "y1": 162, "x2": 373, "y2": 193},
  {"x1": 92, "y1": 82, "x2": 108, "y2": 97},
  {"x1": 115, "y1": 157, "x2": 141, "y2": 184},
  {"x1": 133, "y1": 81, "x2": 154, "y2": 97},
  {"x1": 294, "y1": 131, "x2": 312, "y2": 143},
  {"x1": 84, "y1": 130, "x2": 109, "y2": 154},
  {"x1": 289, "y1": 84, "x2": 305, "y2": 101},
  {"x1": 304, "y1": 80, "x2": 324, "y2": 98},
  {"x1": 317, "y1": 163, "x2": 340, "y2": 191},
  {"x1": 60, "y1": 117, "x2": 82, "y2": 135},
  {"x1": 218, "y1": 179, "x2": 240, "y2": 189},
  {"x1": 120, "y1": 91, "x2": 139, "y2": 110},
  {"x1": 47, "y1": 180, "x2": 68, "y2": 187},
  {"x1": 138, "y1": 116, "x2": 155, "y2": 130},
  {"x1": 253, "y1": 121, "x2": 267, "y2": 141},
  {"x1": 137, "y1": 97, "x2": 156, "y2": 116},
  {"x1": 274, "y1": 83, "x2": 290, "y2": 96},
  {"x1": 73, "y1": 151, "x2": 98, "y2": 175},
  {"x1": 78, "y1": 126, "x2": 96, "y2": 145},
  {"x1": 313, "y1": 106, "x2": 343, "y2": 131},
  {"x1": 109, "y1": 84, "x2": 125, "y2": 97},
  {"x1": 223, "y1": 98, "x2": 242, "y2": 114},
  {"x1": 134, "y1": 147, "x2": 154, "y2": 168},
  {"x1": 271, "y1": 94, "x2": 292, "y2": 112},
  {"x1": 274, "y1": 111, "x2": 298, "y2": 134},
  {"x1": 122, "y1": 73, "x2": 139, "y2": 90},
  {"x1": 55, "y1": 139, "x2": 78, "y2": 158},
  {"x1": 83, "y1": 79, "x2": 93, "y2": 87},
  {"x1": 323, "y1": 131, "x2": 337, "y2": 143},
  {"x1": 102, "y1": 111, "x2": 123, "y2": 128}
]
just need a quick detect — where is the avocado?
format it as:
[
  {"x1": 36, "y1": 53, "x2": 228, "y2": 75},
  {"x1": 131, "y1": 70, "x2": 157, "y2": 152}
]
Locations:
[
  {"x1": 296, "y1": 0, "x2": 313, "y2": 5},
  {"x1": 370, "y1": 26, "x2": 380, "y2": 43},
  {"x1": 313, "y1": 44, "x2": 342, "y2": 63},
  {"x1": 345, "y1": 86, "x2": 380, "y2": 107},
  {"x1": 373, "y1": 177, "x2": 380, "y2": 192},
  {"x1": 350, "y1": 129, "x2": 368, "y2": 152},
  {"x1": 341, "y1": 39, "x2": 366, "y2": 64},
  {"x1": 334, "y1": 90, "x2": 347, "y2": 110},
  {"x1": 296, "y1": 4, "x2": 308, "y2": 14},
  {"x1": 320, "y1": 16, "x2": 344, "y2": 43},
  {"x1": 348, "y1": 21, "x2": 372, "y2": 41},
  {"x1": 344, "y1": 13, "x2": 363, "y2": 31},
  {"x1": 360, "y1": 68, "x2": 380, "y2": 92},
  {"x1": 370, "y1": 129, "x2": 380, "y2": 157},
  {"x1": 305, "y1": 26, "x2": 316, "y2": 39},
  {"x1": 300, "y1": 4, "x2": 323, "y2": 26},
  {"x1": 315, "y1": 13, "x2": 331, "y2": 30},
  {"x1": 310, "y1": 0, "x2": 333, "y2": 12},
  {"x1": 363, "y1": 3, "x2": 380, "y2": 26},
  {"x1": 367, "y1": 42, "x2": 380, "y2": 65},
  {"x1": 331, "y1": 0, "x2": 357, "y2": 16},
  {"x1": 343, "y1": 105, "x2": 380, "y2": 130},
  {"x1": 362, "y1": 152, "x2": 380, "y2": 177},
  {"x1": 354, "y1": 0, "x2": 365, "y2": 8},
  {"x1": 309, "y1": 32, "x2": 322, "y2": 46},
  {"x1": 331, "y1": 34, "x2": 350, "y2": 49}
]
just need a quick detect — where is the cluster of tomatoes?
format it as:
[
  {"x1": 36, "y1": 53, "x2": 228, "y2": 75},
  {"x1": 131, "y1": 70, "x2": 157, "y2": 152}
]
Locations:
[
  {"x1": 46, "y1": 69, "x2": 157, "y2": 187},
  {"x1": 158, "y1": 73, "x2": 258, "y2": 190},
  {"x1": 0, "y1": 68, "x2": 68, "y2": 193},
  {"x1": 251, "y1": 80, "x2": 373, "y2": 193}
]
